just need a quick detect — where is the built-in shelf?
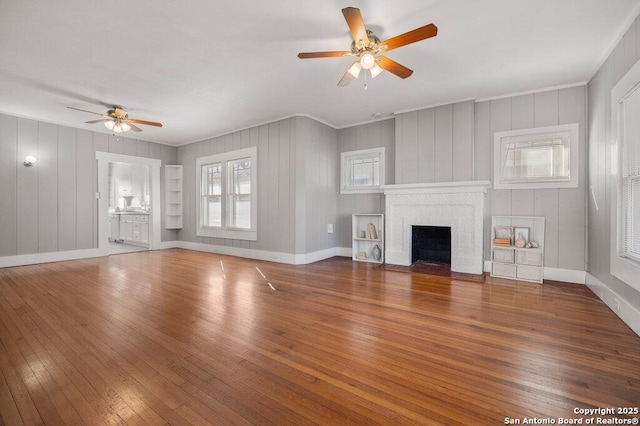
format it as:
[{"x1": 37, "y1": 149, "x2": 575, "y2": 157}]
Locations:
[
  {"x1": 352, "y1": 214, "x2": 384, "y2": 264},
  {"x1": 164, "y1": 165, "x2": 183, "y2": 229},
  {"x1": 490, "y1": 215, "x2": 545, "y2": 283}
]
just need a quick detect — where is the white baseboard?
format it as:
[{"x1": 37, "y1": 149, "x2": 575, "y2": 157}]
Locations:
[
  {"x1": 336, "y1": 247, "x2": 352, "y2": 257},
  {"x1": 0, "y1": 248, "x2": 104, "y2": 268},
  {"x1": 586, "y1": 273, "x2": 640, "y2": 337},
  {"x1": 483, "y1": 260, "x2": 585, "y2": 284},
  {"x1": 0, "y1": 240, "x2": 180, "y2": 268},
  {"x1": 177, "y1": 241, "x2": 340, "y2": 265},
  {"x1": 156, "y1": 240, "x2": 179, "y2": 249}
]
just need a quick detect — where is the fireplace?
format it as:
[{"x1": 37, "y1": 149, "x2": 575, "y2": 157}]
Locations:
[
  {"x1": 412, "y1": 226, "x2": 451, "y2": 265},
  {"x1": 383, "y1": 181, "x2": 490, "y2": 275}
]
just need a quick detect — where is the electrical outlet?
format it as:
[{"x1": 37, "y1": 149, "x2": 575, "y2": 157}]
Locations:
[
  {"x1": 327, "y1": 224, "x2": 333, "y2": 234},
  {"x1": 614, "y1": 299, "x2": 621, "y2": 314}
]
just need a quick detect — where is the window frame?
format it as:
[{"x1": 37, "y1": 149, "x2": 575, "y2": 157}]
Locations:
[
  {"x1": 340, "y1": 147, "x2": 385, "y2": 194},
  {"x1": 611, "y1": 58, "x2": 640, "y2": 291},
  {"x1": 493, "y1": 124, "x2": 579, "y2": 190},
  {"x1": 196, "y1": 147, "x2": 257, "y2": 241}
]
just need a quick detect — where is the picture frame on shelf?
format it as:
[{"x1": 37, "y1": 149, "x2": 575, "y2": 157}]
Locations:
[
  {"x1": 494, "y1": 226, "x2": 513, "y2": 241},
  {"x1": 514, "y1": 227, "x2": 529, "y2": 243}
]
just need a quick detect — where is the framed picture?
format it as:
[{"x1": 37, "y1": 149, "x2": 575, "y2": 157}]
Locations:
[
  {"x1": 494, "y1": 226, "x2": 513, "y2": 241},
  {"x1": 514, "y1": 227, "x2": 529, "y2": 243}
]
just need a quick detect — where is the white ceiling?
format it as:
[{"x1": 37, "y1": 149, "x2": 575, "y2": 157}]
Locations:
[{"x1": 1, "y1": 0, "x2": 638, "y2": 146}]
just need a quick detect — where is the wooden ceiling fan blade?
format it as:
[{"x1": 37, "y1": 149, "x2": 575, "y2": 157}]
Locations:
[
  {"x1": 298, "y1": 51, "x2": 351, "y2": 59},
  {"x1": 128, "y1": 118, "x2": 163, "y2": 127},
  {"x1": 67, "y1": 106, "x2": 107, "y2": 116},
  {"x1": 342, "y1": 7, "x2": 369, "y2": 48},
  {"x1": 379, "y1": 24, "x2": 438, "y2": 52},
  {"x1": 337, "y1": 69, "x2": 356, "y2": 87},
  {"x1": 85, "y1": 119, "x2": 112, "y2": 124},
  {"x1": 376, "y1": 56, "x2": 413, "y2": 79},
  {"x1": 126, "y1": 122, "x2": 142, "y2": 132}
]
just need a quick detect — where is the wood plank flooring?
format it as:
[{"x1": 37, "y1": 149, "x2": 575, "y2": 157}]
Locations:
[{"x1": 0, "y1": 249, "x2": 639, "y2": 425}]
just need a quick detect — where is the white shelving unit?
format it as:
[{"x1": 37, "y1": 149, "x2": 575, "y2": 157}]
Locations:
[
  {"x1": 490, "y1": 216, "x2": 545, "y2": 283},
  {"x1": 164, "y1": 165, "x2": 183, "y2": 229},
  {"x1": 352, "y1": 214, "x2": 384, "y2": 264}
]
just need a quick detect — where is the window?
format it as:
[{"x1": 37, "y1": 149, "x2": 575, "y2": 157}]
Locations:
[
  {"x1": 611, "y1": 57, "x2": 640, "y2": 291},
  {"x1": 340, "y1": 147, "x2": 385, "y2": 194},
  {"x1": 493, "y1": 124, "x2": 579, "y2": 189},
  {"x1": 196, "y1": 147, "x2": 257, "y2": 240},
  {"x1": 620, "y1": 83, "x2": 640, "y2": 263}
]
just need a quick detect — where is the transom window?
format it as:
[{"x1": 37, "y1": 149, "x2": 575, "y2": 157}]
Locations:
[
  {"x1": 340, "y1": 147, "x2": 385, "y2": 194},
  {"x1": 196, "y1": 147, "x2": 257, "y2": 240},
  {"x1": 493, "y1": 124, "x2": 578, "y2": 189}
]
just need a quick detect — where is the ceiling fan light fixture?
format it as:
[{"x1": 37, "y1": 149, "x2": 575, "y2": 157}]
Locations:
[
  {"x1": 360, "y1": 52, "x2": 375, "y2": 69},
  {"x1": 347, "y1": 61, "x2": 362, "y2": 78},
  {"x1": 104, "y1": 121, "x2": 115, "y2": 130},
  {"x1": 370, "y1": 63, "x2": 383, "y2": 78}
]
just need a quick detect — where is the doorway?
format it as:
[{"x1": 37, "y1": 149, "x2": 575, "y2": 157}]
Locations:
[
  {"x1": 96, "y1": 152, "x2": 161, "y2": 257},
  {"x1": 108, "y1": 161, "x2": 151, "y2": 254}
]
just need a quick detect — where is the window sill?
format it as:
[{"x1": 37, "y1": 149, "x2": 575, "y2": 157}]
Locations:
[
  {"x1": 340, "y1": 187, "x2": 384, "y2": 195},
  {"x1": 197, "y1": 227, "x2": 257, "y2": 241}
]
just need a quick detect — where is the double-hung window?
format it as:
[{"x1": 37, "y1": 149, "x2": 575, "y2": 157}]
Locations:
[
  {"x1": 611, "y1": 58, "x2": 640, "y2": 291},
  {"x1": 196, "y1": 147, "x2": 257, "y2": 240},
  {"x1": 340, "y1": 147, "x2": 385, "y2": 194}
]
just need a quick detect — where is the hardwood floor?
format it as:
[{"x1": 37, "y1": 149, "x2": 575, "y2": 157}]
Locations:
[{"x1": 0, "y1": 249, "x2": 639, "y2": 425}]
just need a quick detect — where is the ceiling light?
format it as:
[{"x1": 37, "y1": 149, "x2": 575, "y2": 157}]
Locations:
[
  {"x1": 104, "y1": 120, "x2": 131, "y2": 133},
  {"x1": 370, "y1": 63, "x2": 383, "y2": 78},
  {"x1": 347, "y1": 62, "x2": 362, "y2": 78},
  {"x1": 360, "y1": 52, "x2": 375, "y2": 69}
]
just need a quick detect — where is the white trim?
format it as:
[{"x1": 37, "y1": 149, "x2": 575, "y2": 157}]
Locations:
[
  {"x1": 336, "y1": 247, "x2": 353, "y2": 257},
  {"x1": 587, "y1": 2, "x2": 640, "y2": 81},
  {"x1": 177, "y1": 113, "x2": 338, "y2": 147},
  {"x1": 196, "y1": 147, "x2": 258, "y2": 240},
  {"x1": 176, "y1": 241, "x2": 338, "y2": 265},
  {"x1": 340, "y1": 147, "x2": 386, "y2": 195},
  {"x1": 493, "y1": 123, "x2": 579, "y2": 190},
  {"x1": 156, "y1": 240, "x2": 179, "y2": 250},
  {"x1": 484, "y1": 261, "x2": 586, "y2": 284},
  {"x1": 0, "y1": 248, "x2": 103, "y2": 268},
  {"x1": 96, "y1": 152, "x2": 162, "y2": 256},
  {"x1": 333, "y1": 116, "x2": 394, "y2": 130},
  {"x1": 382, "y1": 180, "x2": 491, "y2": 195},
  {"x1": 392, "y1": 97, "x2": 477, "y2": 116},
  {"x1": 586, "y1": 273, "x2": 640, "y2": 338},
  {"x1": 543, "y1": 267, "x2": 585, "y2": 284},
  {"x1": 476, "y1": 82, "x2": 587, "y2": 103},
  {"x1": 610, "y1": 57, "x2": 640, "y2": 292}
]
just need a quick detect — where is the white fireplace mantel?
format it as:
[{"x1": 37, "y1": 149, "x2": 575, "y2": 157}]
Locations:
[{"x1": 383, "y1": 180, "x2": 490, "y2": 274}]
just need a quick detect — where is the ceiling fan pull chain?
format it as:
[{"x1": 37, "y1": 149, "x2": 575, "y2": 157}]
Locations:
[{"x1": 364, "y1": 69, "x2": 368, "y2": 90}]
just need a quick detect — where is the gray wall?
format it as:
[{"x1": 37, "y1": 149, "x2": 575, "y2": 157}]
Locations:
[
  {"x1": 296, "y1": 117, "x2": 339, "y2": 254},
  {"x1": 588, "y1": 15, "x2": 640, "y2": 308},
  {"x1": 177, "y1": 116, "x2": 337, "y2": 255},
  {"x1": 336, "y1": 119, "x2": 395, "y2": 248},
  {"x1": 395, "y1": 100, "x2": 475, "y2": 184},
  {"x1": 388, "y1": 93, "x2": 587, "y2": 273},
  {"x1": 0, "y1": 113, "x2": 177, "y2": 258},
  {"x1": 476, "y1": 86, "x2": 588, "y2": 271}
]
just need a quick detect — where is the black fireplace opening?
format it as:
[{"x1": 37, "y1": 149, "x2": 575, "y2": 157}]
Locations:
[{"x1": 411, "y1": 226, "x2": 451, "y2": 265}]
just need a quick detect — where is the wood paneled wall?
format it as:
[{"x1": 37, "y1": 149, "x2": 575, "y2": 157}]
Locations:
[
  {"x1": 588, "y1": 14, "x2": 640, "y2": 307},
  {"x1": 476, "y1": 86, "x2": 587, "y2": 271},
  {"x1": 395, "y1": 100, "x2": 474, "y2": 184},
  {"x1": 177, "y1": 116, "x2": 337, "y2": 256},
  {"x1": 0, "y1": 114, "x2": 177, "y2": 258},
  {"x1": 336, "y1": 119, "x2": 395, "y2": 249},
  {"x1": 389, "y1": 92, "x2": 587, "y2": 272}
]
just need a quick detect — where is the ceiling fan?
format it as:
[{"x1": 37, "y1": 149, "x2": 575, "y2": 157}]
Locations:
[
  {"x1": 67, "y1": 106, "x2": 163, "y2": 133},
  {"x1": 298, "y1": 7, "x2": 437, "y2": 87}
]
